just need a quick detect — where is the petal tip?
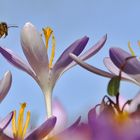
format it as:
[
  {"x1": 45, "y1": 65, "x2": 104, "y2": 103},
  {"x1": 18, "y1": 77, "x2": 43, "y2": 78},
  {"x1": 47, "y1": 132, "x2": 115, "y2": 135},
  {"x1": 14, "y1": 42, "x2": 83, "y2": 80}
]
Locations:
[{"x1": 24, "y1": 22, "x2": 34, "y2": 28}]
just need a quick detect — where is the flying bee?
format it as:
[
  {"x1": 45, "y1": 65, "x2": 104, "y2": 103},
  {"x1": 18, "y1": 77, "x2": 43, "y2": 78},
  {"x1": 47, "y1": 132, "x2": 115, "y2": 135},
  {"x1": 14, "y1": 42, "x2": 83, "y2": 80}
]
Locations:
[{"x1": 0, "y1": 22, "x2": 18, "y2": 38}]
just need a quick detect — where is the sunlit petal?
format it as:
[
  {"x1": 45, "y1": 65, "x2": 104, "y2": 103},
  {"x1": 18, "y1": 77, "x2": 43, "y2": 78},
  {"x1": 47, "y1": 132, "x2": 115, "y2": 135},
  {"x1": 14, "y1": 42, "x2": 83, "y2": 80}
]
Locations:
[
  {"x1": 21, "y1": 22, "x2": 49, "y2": 87},
  {"x1": 0, "y1": 71, "x2": 12, "y2": 102}
]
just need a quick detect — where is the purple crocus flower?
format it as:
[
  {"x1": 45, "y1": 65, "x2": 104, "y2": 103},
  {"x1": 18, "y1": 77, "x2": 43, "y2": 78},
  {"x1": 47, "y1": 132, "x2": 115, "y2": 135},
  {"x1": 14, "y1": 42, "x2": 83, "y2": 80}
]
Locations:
[
  {"x1": 106, "y1": 47, "x2": 140, "y2": 85},
  {"x1": 87, "y1": 106, "x2": 140, "y2": 140},
  {"x1": 0, "y1": 22, "x2": 107, "y2": 117},
  {"x1": 70, "y1": 47, "x2": 139, "y2": 84},
  {"x1": 1, "y1": 116, "x2": 56, "y2": 140}
]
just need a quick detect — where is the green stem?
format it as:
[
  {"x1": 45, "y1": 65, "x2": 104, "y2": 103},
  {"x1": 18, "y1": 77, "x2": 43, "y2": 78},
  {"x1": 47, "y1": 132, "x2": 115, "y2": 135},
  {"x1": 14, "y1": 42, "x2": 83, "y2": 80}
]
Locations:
[{"x1": 45, "y1": 90, "x2": 52, "y2": 118}]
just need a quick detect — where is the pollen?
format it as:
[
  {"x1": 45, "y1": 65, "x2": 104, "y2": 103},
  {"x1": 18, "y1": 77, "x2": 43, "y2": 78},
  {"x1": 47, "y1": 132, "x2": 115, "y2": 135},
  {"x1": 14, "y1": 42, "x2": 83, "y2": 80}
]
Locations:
[
  {"x1": 42, "y1": 27, "x2": 56, "y2": 69},
  {"x1": 12, "y1": 102, "x2": 30, "y2": 140}
]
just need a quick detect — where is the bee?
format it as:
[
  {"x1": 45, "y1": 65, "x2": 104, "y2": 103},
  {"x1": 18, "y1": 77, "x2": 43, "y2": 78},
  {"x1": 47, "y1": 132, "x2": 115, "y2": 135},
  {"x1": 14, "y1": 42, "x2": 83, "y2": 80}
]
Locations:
[{"x1": 0, "y1": 22, "x2": 18, "y2": 38}]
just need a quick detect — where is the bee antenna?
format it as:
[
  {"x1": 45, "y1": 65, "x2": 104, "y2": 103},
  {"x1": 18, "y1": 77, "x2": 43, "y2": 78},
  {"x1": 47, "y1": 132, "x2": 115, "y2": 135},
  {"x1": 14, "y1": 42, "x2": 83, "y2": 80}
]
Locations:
[{"x1": 8, "y1": 25, "x2": 18, "y2": 28}]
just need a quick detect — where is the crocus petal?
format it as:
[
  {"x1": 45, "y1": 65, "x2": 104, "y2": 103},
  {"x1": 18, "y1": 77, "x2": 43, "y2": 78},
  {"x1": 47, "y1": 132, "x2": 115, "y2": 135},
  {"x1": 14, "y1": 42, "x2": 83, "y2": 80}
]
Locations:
[
  {"x1": 50, "y1": 36, "x2": 89, "y2": 90},
  {"x1": 51, "y1": 116, "x2": 81, "y2": 139},
  {"x1": 70, "y1": 53, "x2": 113, "y2": 78},
  {"x1": 0, "y1": 71, "x2": 12, "y2": 102},
  {"x1": 104, "y1": 57, "x2": 140, "y2": 85},
  {"x1": 110, "y1": 47, "x2": 140, "y2": 74},
  {"x1": 52, "y1": 99, "x2": 67, "y2": 133},
  {"x1": 129, "y1": 91, "x2": 140, "y2": 113},
  {"x1": 63, "y1": 116, "x2": 81, "y2": 132},
  {"x1": 25, "y1": 116, "x2": 56, "y2": 140},
  {"x1": 0, "y1": 132, "x2": 13, "y2": 140},
  {"x1": 64, "y1": 34, "x2": 107, "y2": 72},
  {"x1": 53, "y1": 36, "x2": 89, "y2": 74},
  {"x1": 0, "y1": 112, "x2": 13, "y2": 131},
  {"x1": 0, "y1": 47, "x2": 36, "y2": 79},
  {"x1": 21, "y1": 22, "x2": 49, "y2": 87}
]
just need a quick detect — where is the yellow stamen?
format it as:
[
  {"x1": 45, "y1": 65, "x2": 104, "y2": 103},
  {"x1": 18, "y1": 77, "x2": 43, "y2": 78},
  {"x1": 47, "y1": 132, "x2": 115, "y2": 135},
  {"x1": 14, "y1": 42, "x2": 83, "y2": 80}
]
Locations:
[
  {"x1": 17, "y1": 103, "x2": 26, "y2": 138},
  {"x1": 43, "y1": 27, "x2": 56, "y2": 69},
  {"x1": 12, "y1": 111, "x2": 17, "y2": 138},
  {"x1": 22, "y1": 111, "x2": 31, "y2": 139},
  {"x1": 12, "y1": 103, "x2": 30, "y2": 140},
  {"x1": 49, "y1": 33, "x2": 56, "y2": 68},
  {"x1": 128, "y1": 41, "x2": 135, "y2": 56},
  {"x1": 43, "y1": 27, "x2": 53, "y2": 49}
]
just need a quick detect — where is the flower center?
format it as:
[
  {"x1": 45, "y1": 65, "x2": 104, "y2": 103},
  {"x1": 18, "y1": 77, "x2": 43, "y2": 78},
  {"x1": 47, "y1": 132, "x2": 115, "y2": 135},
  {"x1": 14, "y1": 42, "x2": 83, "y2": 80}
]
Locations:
[
  {"x1": 12, "y1": 102, "x2": 30, "y2": 140},
  {"x1": 114, "y1": 112, "x2": 129, "y2": 124},
  {"x1": 43, "y1": 27, "x2": 56, "y2": 69}
]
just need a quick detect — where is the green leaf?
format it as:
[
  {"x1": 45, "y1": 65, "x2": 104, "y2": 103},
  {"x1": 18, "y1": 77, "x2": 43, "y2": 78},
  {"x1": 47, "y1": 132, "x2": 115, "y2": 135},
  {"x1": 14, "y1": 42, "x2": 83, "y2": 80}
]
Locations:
[{"x1": 107, "y1": 76, "x2": 120, "y2": 96}]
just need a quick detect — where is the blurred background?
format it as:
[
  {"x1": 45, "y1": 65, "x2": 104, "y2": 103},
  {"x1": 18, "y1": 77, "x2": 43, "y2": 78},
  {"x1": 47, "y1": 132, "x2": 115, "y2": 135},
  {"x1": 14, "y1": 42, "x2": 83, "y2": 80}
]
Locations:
[{"x1": 0, "y1": 0, "x2": 140, "y2": 126}]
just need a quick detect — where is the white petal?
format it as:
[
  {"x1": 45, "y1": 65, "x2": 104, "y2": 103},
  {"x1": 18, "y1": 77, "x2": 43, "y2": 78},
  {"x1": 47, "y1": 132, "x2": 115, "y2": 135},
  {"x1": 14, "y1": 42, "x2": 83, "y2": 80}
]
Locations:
[{"x1": 21, "y1": 22, "x2": 49, "y2": 91}]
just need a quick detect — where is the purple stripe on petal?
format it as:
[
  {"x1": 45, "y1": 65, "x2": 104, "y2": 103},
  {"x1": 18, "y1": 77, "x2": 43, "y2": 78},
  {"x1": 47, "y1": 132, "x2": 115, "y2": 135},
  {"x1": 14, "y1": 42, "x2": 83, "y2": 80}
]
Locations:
[
  {"x1": 110, "y1": 47, "x2": 140, "y2": 74},
  {"x1": 53, "y1": 36, "x2": 89, "y2": 73},
  {"x1": 0, "y1": 71, "x2": 12, "y2": 103},
  {"x1": 63, "y1": 34, "x2": 107, "y2": 72},
  {"x1": 0, "y1": 111, "x2": 13, "y2": 131},
  {"x1": 70, "y1": 53, "x2": 113, "y2": 78},
  {"x1": 0, "y1": 47, "x2": 36, "y2": 79},
  {"x1": 25, "y1": 116, "x2": 56, "y2": 140}
]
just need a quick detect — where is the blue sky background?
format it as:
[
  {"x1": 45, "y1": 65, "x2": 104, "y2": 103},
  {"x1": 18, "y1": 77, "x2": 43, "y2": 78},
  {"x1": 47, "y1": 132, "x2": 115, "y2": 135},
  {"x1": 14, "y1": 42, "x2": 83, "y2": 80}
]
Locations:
[{"x1": 0, "y1": 0, "x2": 140, "y2": 126}]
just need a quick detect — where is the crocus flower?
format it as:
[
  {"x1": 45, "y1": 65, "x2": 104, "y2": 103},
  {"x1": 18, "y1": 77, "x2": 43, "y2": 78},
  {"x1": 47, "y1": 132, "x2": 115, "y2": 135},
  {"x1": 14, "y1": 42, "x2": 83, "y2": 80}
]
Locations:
[
  {"x1": 2, "y1": 102, "x2": 80, "y2": 140},
  {"x1": 0, "y1": 71, "x2": 12, "y2": 102},
  {"x1": 0, "y1": 22, "x2": 107, "y2": 118},
  {"x1": 70, "y1": 47, "x2": 139, "y2": 85},
  {"x1": 106, "y1": 47, "x2": 140, "y2": 85},
  {"x1": 3, "y1": 103, "x2": 57, "y2": 140}
]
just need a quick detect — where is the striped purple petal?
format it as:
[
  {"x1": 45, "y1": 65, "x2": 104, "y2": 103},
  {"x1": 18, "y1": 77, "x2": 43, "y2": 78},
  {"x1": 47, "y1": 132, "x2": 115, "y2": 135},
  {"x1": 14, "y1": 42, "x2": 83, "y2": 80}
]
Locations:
[
  {"x1": 103, "y1": 57, "x2": 140, "y2": 85},
  {"x1": 70, "y1": 53, "x2": 113, "y2": 78},
  {"x1": 0, "y1": 47, "x2": 36, "y2": 79},
  {"x1": 0, "y1": 112, "x2": 13, "y2": 131},
  {"x1": 0, "y1": 71, "x2": 12, "y2": 103},
  {"x1": 64, "y1": 34, "x2": 107, "y2": 72},
  {"x1": 110, "y1": 47, "x2": 140, "y2": 74},
  {"x1": 53, "y1": 36, "x2": 89, "y2": 73},
  {"x1": 25, "y1": 116, "x2": 56, "y2": 140}
]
